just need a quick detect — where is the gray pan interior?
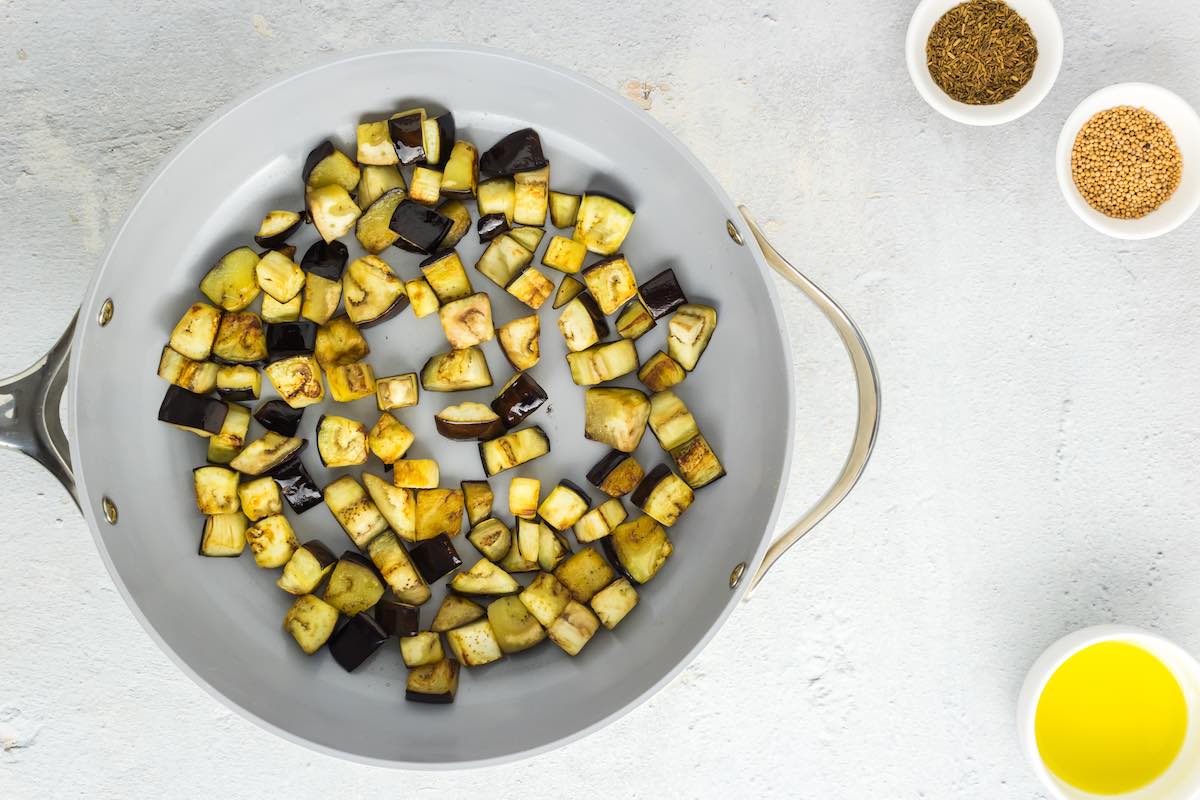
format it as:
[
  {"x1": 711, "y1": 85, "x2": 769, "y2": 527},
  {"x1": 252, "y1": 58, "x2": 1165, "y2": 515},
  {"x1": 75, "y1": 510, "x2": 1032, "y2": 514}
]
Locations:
[{"x1": 69, "y1": 45, "x2": 794, "y2": 767}]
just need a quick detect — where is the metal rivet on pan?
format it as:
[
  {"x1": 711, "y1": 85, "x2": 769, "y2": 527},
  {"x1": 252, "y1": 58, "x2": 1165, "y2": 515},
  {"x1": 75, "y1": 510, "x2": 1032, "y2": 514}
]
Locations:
[
  {"x1": 97, "y1": 298, "x2": 114, "y2": 327},
  {"x1": 729, "y1": 562, "x2": 746, "y2": 589},
  {"x1": 726, "y1": 220, "x2": 744, "y2": 246},
  {"x1": 101, "y1": 496, "x2": 118, "y2": 524}
]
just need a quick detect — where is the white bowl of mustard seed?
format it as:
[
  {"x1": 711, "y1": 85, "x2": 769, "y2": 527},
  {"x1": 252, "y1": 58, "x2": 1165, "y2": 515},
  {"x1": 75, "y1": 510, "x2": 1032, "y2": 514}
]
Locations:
[
  {"x1": 1056, "y1": 83, "x2": 1200, "y2": 240},
  {"x1": 906, "y1": 0, "x2": 1063, "y2": 126}
]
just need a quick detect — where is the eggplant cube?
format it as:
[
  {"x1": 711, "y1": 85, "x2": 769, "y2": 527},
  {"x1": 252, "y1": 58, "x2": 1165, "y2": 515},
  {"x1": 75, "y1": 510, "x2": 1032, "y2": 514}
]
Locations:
[
  {"x1": 497, "y1": 314, "x2": 540, "y2": 372},
  {"x1": 356, "y1": 188, "x2": 406, "y2": 254},
  {"x1": 406, "y1": 278, "x2": 440, "y2": 318},
  {"x1": 415, "y1": 488, "x2": 464, "y2": 540},
  {"x1": 631, "y1": 464, "x2": 695, "y2": 527},
  {"x1": 158, "y1": 347, "x2": 218, "y2": 395},
  {"x1": 435, "y1": 402, "x2": 505, "y2": 442},
  {"x1": 573, "y1": 194, "x2": 635, "y2": 256},
  {"x1": 461, "y1": 480, "x2": 494, "y2": 526},
  {"x1": 509, "y1": 226, "x2": 544, "y2": 252},
  {"x1": 549, "y1": 191, "x2": 581, "y2": 228},
  {"x1": 392, "y1": 459, "x2": 440, "y2": 490},
  {"x1": 206, "y1": 401, "x2": 251, "y2": 465},
  {"x1": 420, "y1": 347, "x2": 493, "y2": 392},
  {"x1": 584, "y1": 388, "x2": 650, "y2": 453},
  {"x1": 245, "y1": 514, "x2": 300, "y2": 568},
  {"x1": 199, "y1": 512, "x2": 248, "y2": 557},
  {"x1": 300, "y1": 273, "x2": 342, "y2": 326},
  {"x1": 554, "y1": 547, "x2": 617, "y2": 603},
  {"x1": 410, "y1": 166, "x2": 443, "y2": 206},
  {"x1": 441, "y1": 140, "x2": 478, "y2": 195},
  {"x1": 228, "y1": 431, "x2": 305, "y2": 475},
  {"x1": 387, "y1": 108, "x2": 427, "y2": 165},
  {"x1": 375, "y1": 598, "x2": 420, "y2": 638},
  {"x1": 586, "y1": 450, "x2": 645, "y2": 497},
  {"x1": 610, "y1": 516, "x2": 673, "y2": 583},
  {"x1": 574, "y1": 499, "x2": 624, "y2": 544},
  {"x1": 169, "y1": 302, "x2": 222, "y2": 361},
  {"x1": 477, "y1": 212, "x2": 511, "y2": 243},
  {"x1": 508, "y1": 477, "x2": 540, "y2": 520},
  {"x1": 314, "y1": 316, "x2": 369, "y2": 369},
  {"x1": 200, "y1": 248, "x2": 261, "y2": 312},
  {"x1": 431, "y1": 595, "x2": 485, "y2": 633},
  {"x1": 323, "y1": 476, "x2": 388, "y2": 548},
  {"x1": 303, "y1": 140, "x2": 361, "y2": 192},
  {"x1": 262, "y1": 293, "x2": 302, "y2": 323},
  {"x1": 214, "y1": 364, "x2": 260, "y2": 400},
  {"x1": 538, "y1": 524, "x2": 572, "y2": 572},
  {"x1": 256, "y1": 250, "x2": 305, "y2": 303},
  {"x1": 212, "y1": 311, "x2": 268, "y2": 364},
  {"x1": 491, "y1": 372, "x2": 548, "y2": 429},
  {"x1": 277, "y1": 540, "x2": 338, "y2": 595},
  {"x1": 449, "y1": 558, "x2": 520, "y2": 595},
  {"x1": 343, "y1": 255, "x2": 407, "y2": 327},
  {"x1": 376, "y1": 373, "x2": 419, "y2": 411},
  {"x1": 616, "y1": 299, "x2": 656, "y2": 340},
  {"x1": 316, "y1": 414, "x2": 369, "y2": 468},
  {"x1": 329, "y1": 613, "x2": 389, "y2": 672},
  {"x1": 438, "y1": 293, "x2": 494, "y2": 349},
  {"x1": 667, "y1": 304, "x2": 718, "y2": 371},
  {"x1": 546, "y1": 600, "x2": 600, "y2": 656},
  {"x1": 358, "y1": 165, "x2": 405, "y2": 211},
  {"x1": 400, "y1": 631, "x2": 445, "y2": 667},
  {"x1": 479, "y1": 129, "x2": 548, "y2": 179},
  {"x1": 420, "y1": 250, "x2": 473, "y2": 303},
  {"x1": 406, "y1": 657, "x2": 460, "y2": 704},
  {"x1": 475, "y1": 233, "x2": 532, "y2": 288},
  {"x1": 388, "y1": 200, "x2": 451, "y2": 254},
  {"x1": 323, "y1": 553, "x2": 385, "y2": 616},
  {"x1": 445, "y1": 619, "x2": 503, "y2": 667},
  {"x1": 590, "y1": 578, "x2": 639, "y2": 630},
  {"x1": 479, "y1": 427, "x2": 550, "y2": 476},
  {"x1": 516, "y1": 518, "x2": 541, "y2": 564},
  {"x1": 599, "y1": 497, "x2": 628, "y2": 529},
  {"x1": 513, "y1": 165, "x2": 549, "y2": 226},
  {"x1": 362, "y1": 473, "x2": 416, "y2": 541},
  {"x1": 582, "y1": 254, "x2": 638, "y2": 315},
  {"x1": 368, "y1": 412, "x2": 415, "y2": 464},
  {"x1": 467, "y1": 518, "x2": 511, "y2": 562},
  {"x1": 499, "y1": 535, "x2": 539, "y2": 574},
  {"x1": 326, "y1": 362, "x2": 377, "y2": 403},
  {"x1": 648, "y1": 390, "x2": 699, "y2": 451},
  {"x1": 265, "y1": 355, "x2": 325, "y2": 409},
  {"x1": 283, "y1": 594, "x2": 339, "y2": 654},
  {"x1": 366, "y1": 530, "x2": 431, "y2": 606},
  {"x1": 238, "y1": 476, "x2": 282, "y2": 521},
  {"x1": 436, "y1": 199, "x2": 471, "y2": 248},
  {"x1": 507, "y1": 266, "x2": 554, "y2": 310},
  {"x1": 273, "y1": 460, "x2": 323, "y2": 514},
  {"x1": 301, "y1": 239, "x2": 350, "y2": 280},
  {"x1": 638, "y1": 351, "x2": 686, "y2": 393},
  {"x1": 518, "y1": 572, "x2": 571, "y2": 627},
  {"x1": 356, "y1": 119, "x2": 398, "y2": 166},
  {"x1": 557, "y1": 296, "x2": 604, "y2": 353},
  {"x1": 542, "y1": 235, "x2": 587, "y2": 274},
  {"x1": 194, "y1": 466, "x2": 240, "y2": 515},
  {"x1": 553, "y1": 274, "x2": 586, "y2": 310},
  {"x1": 307, "y1": 184, "x2": 361, "y2": 243},
  {"x1": 487, "y1": 595, "x2": 546, "y2": 654},
  {"x1": 408, "y1": 534, "x2": 463, "y2": 584},
  {"x1": 671, "y1": 434, "x2": 726, "y2": 489},
  {"x1": 638, "y1": 268, "x2": 688, "y2": 319},
  {"x1": 567, "y1": 340, "x2": 639, "y2": 386},
  {"x1": 538, "y1": 481, "x2": 591, "y2": 531}
]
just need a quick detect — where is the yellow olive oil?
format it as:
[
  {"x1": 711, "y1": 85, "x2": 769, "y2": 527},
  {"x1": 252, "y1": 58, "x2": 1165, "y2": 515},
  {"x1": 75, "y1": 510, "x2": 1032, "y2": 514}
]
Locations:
[{"x1": 1035, "y1": 641, "x2": 1187, "y2": 795}]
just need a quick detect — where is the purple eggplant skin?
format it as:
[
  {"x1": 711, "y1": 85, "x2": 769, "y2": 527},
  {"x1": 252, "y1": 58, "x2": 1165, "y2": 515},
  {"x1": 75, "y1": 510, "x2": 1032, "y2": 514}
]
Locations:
[
  {"x1": 600, "y1": 535, "x2": 637, "y2": 584},
  {"x1": 476, "y1": 213, "x2": 511, "y2": 243},
  {"x1": 478, "y1": 128, "x2": 549, "y2": 180},
  {"x1": 578, "y1": 293, "x2": 610, "y2": 339},
  {"x1": 388, "y1": 111, "x2": 426, "y2": 166},
  {"x1": 430, "y1": 113, "x2": 456, "y2": 169},
  {"x1": 253, "y1": 216, "x2": 303, "y2": 250},
  {"x1": 638, "y1": 269, "x2": 688, "y2": 320},
  {"x1": 374, "y1": 598, "x2": 420, "y2": 637},
  {"x1": 630, "y1": 464, "x2": 672, "y2": 509},
  {"x1": 253, "y1": 399, "x2": 304, "y2": 436},
  {"x1": 158, "y1": 385, "x2": 227, "y2": 435},
  {"x1": 434, "y1": 415, "x2": 507, "y2": 442},
  {"x1": 339, "y1": 550, "x2": 378, "y2": 572},
  {"x1": 300, "y1": 240, "x2": 349, "y2": 280},
  {"x1": 329, "y1": 613, "x2": 389, "y2": 672},
  {"x1": 389, "y1": 200, "x2": 452, "y2": 254},
  {"x1": 301, "y1": 140, "x2": 336, "y2": 184},
  {"x1": 302, "y1": 539, "x2": 338, "y2": 570},
  {"x1": 354, "y1": 294, "x2": 411, "y2": 330},
  {"x1": 491, "y1": 373, "x2": 548, "y2": 428},
  {"x1": 216, "y1": 386, "x2": 257, "y2": 402},
  {"x1": 271, "y1": 459, "x2": 323, "y2": 513},
  {"x1": 405, "y1": 689, "x2": 455, "y2": 704},
  {"x1": 408, "y1": 534, "x2": 463, "y2": 584},
  {"x1": 266, "y1": 321, "x2": 318, "y2": 358},
  {"x1": 586, "y1": 450, "x2": 632, "y2": 488},
  {"x1": 558, "y1": 479, "x2": 593, "y2": 509}
]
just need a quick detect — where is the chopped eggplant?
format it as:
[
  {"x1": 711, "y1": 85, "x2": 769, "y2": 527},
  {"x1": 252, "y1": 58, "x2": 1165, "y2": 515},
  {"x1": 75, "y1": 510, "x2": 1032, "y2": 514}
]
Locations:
[
  {"x1": 264, "y1": 355, "x2": 324, "y2": 408},
  {"x1": 435, "y1": 199, "x2": 471, "y2": 248},
  {"x1": 516, "y1": 517, "x2": 541, "y2": 563},
  {"x1": 158, "y1": 347, "x2": 218, "y2": 394},
  {"x1": 479, "y1": 128, "x2": 548, "y2": 179},
  {"x1": 169, "y1": 302, "x2": 222, "y2": 361},
  {"x1": 314, "y1": 316, "x2": 369, "y2": 369},
  {"x1": 554, "y1": 547, "x2": 616, "y2": 603},
  {"x1": 461, "y1": 481, "x2": 494, "y2": 527},
  {"x1": 255, "y1": 250, "x2": 305, "y2": 303},
  {"x1": 214, "y1": 364, "x2": 259, "y2": 400},
  {"x1": 445, "y1": 619, "x2": 503, "y2": 667},
  {"x1": 546, "y1": 600, "x2": 600, "y2": 656},
  {"x1": 362, "y1": 473, "x2": 416, "y2": 541},
  {"x1": 541, "y1": 235, "x2": 587, "y2": 274},
  {"x1": 420, "y1": 347, "x2": 492, "y2": 392},
  {"x1": 316, "y1": 414, "x2": 369, "y2": 468},
  {"x1": 356, "y1": 119, "x2": 398, "y2": 165},
  {"x1": 300, "y1": 239, "x2": 349, "y2": 281},
  {"x1": 506, "y1": 266, "x2": 554, "y2": 310},
  {"x1": 206, "y1": 401, "x2": 252, "y2": 464},
  {"x1": 329, "y1": 613, "x2": 389, "y2": 672},
  {"x1": 199, "y1": 512, "x2": 248, "y2": 557},
  {"x1": 508, "y1": 477, "x2": 540, "y2": 520},
  {"x1": 375, "y1": 598, "x2": 420, "y2": 637},
  {"x1": 410, "y1": 166, "x2": 443, "y2": 206},
  {"x1": 549, "y1": 191, "x2": 581, "y2": 228},
  {"x1": 440, "y1": 140, "x2": 478, "y2": 196},
  {"x1": 631, "y1": 464, "x2": 694, "y2": 526},
  {"x1": 574, "y1": 194, "x2": 635, "y2": 255},
  {"x1": 200, "y1": 247, "x2": 261, "y2": 311},
  {"x1": 490, "y1": 372, "x2": 547, "y2": 428},
  {"x1": 307, "y1": 184, "x2": 361, "y2": 243},
  {"x1": 478, "y1": 178, "x2": 516, "y2": 222},
  {"x1": 647, "y1": 390, "x2": 699, "y2": 451},
  {"x1": 367, "y1": 413, "x2": 414, "y2": 464},
  {"x1": 262, "y1": 293, "x2": 302, "y2": 323},
  {"x1": 467, "y1": 517, "x2": 510, "y2": 561},
  {"x1": 557, "y1": 295, "x2": 606, "y2": 353},
  {"x1": 357, "y1": 164, "x2": 406, "y2": 211},
  {"x1": 343, "y1": 255, "x2": 407, "y2": 327},
  {"x1": 475, "y1": 233, "x2": 532, "y2": 288},
  {"x1": 567, "y1": 339, "x2": 639, "y2": 385},
  {"x1": 272, "y1": 458, "x2": 323, "y2": 513},
  {"x1": 538, "y1": 481, "x2": 591, "y2": 531},
  {"x1": 323, "y1": 476, "x2": 389, "y2": 548},
  {"x1": 212, "y1": 311, "x2": 268, "y2": 364},
  {"x1": 323, "y1": 552, "x2": 385, "y2": 615},
  {"x1": 586, "y1": 450, "x2": 645, "y2": 497},
  {"x1": 667, "y1": 303, "x2": 718, "y2": 372},
  {"x1": 499, "y1": 535, "x2": 539, "y2": 573},
  {"x1": 354, "y1": 187, "x2": 406, "y2": 253},
  {"x1": 245, "y1": 514, "x2": 300, "y2": 568},
  {"x1": 387, "y1": 108, "x2": 427, "y2": 165},
  {"x1": 487, "y1": 595, "x2": 545, "y2": 654},
  {"x1": 551, "y1": 277, "x2": 585, "y2": 313},
  {"x1": 376, "y1": 373, "x2": 419, "y2": 410},
  {"x1": 392, "y1": 459, "x2": 440, "y2": 490},
  {"x1": 638, "y1": 351, "x2": 686, "y2": 393},
  {"x1": 438, "y1": 292, "x2": 494, "y2": 349},
  {"x1": 479, "y1": 426, "x2": 550, "y2": 476},
  {"x1": 420, "y1": 250, "x2": 473, "y2": 304},
  {"x1": 254, "y1": 210, "x2": 302, "y2": 249},
  {"x1": 450, "y1": 558, "x2": 519, "y2": 595},
  {"x1": 435, "y1": 401, "x2": 505, "y2": 441},
  {"x1": 574, "y1": 498, "x2": 627, "y2": 543},
  {"x1": 300, "y1": 272, "x2": 342, "y2": 325},
  {"x1": 277, "y1": 540, "x2": 337, "y2": 594},
  {"x1": 518, "y1": 572, "x2": 571, "y2": 627},
  {"x1": 616, "y1": 299, "x2": 655, "y2": 340},
  {"x1": 157, "y1": 385, "x2": 228, "y2": 437},
  {"x1": 638, "y1": 268, "x2": 688, "y2": 319},
  {"x1": 408, "y1": 533, "x2": 462, "y2": 583},
  {"x1": 431, "y1": 595, "x2": 485, "y2": 632},
  {"x1": 303, "y1": 140, "x2": 360, "y2": 192},
  {"x1": 266, "y1": 321, "x2": 317, "y2": 359},
  {"x1": 416, "y1": 488, "x2": 464, "y2": 540},
  {"x1": 477, "y1": 213, "x2": 510, "y2": 243},
  {"x1": 283, "y1": 594, "x2": 339, "y2": 654},
  {"x1": 388, "y1": 200, "x2": 451, "y2": 254},
  {"x1": 581, "y1": 254, "x2": 638, "y2": 315},
  {"x1": 610, "y1": 515, "x2": 672, "y2": 583},
  {"x1": 537, "y1": 525, "x2": 572, "y2": 572},
  {"x1": 583, "y1": 387, "x2": 650, "y2": 452},
  {"x1": 406, "y1": 657, "x2": 460, "y2": 704},
  {"x1": 401, "y1": 631, "x2": 444, "y2": 667},
  {"x1": 591, "y1": 578, "x2": 638, "y2": 629},
  {"x1": 229, "y1": 431, "x2": 305, "y2": 475},
  {"x1": 253, "y1": 399, "x2": 303, "y2": 436},
  {"x1": 326, "y1": 361, "x2": 377, "y2": 403},
  {"x1": 513, "y1": 166, "x2": 550, "y2": 226},
  {"x1": 671, "y1": 433, "x2": 726, "y2": 489},
  {"x1": 193, "y1": 466, "x2": 240, "y2": 515},
  {"x1": 238, "y1": 476, "x2": 282, "y2": 521},
  {"x1": 367, "y1": 530, "x2": 432, "y2": 605},
  {"x1": 406, "y1": 278, "x2": 440, "y2": 318}
]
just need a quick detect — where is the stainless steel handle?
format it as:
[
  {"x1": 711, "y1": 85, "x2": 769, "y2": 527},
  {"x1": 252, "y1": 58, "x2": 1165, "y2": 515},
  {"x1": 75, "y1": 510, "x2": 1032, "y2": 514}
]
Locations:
[
  {"x1": 0, "y1": 314, "x2": 78, "y2": 506},
  {"x1": 738, "y1": 207, "x2": 881, "y2": 598}
]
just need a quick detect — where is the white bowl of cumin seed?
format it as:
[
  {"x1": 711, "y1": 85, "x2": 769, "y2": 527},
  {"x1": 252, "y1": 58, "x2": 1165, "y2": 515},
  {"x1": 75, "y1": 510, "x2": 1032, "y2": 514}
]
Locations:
[
  {"x1": 1056, "y1": 83, "x2": 1200, "y2": 240},
  {"x1": 906, "y1": 0, "x2": 1063, "y2": 125}
]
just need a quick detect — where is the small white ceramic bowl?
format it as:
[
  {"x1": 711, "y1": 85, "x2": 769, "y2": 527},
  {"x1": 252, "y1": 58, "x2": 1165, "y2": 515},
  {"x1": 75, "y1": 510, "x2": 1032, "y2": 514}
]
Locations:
[
  {"x1": 905, "y1": 0, "x2": 1063, "y2": 125},
  {"x1": 1017, "y1": 625, "x2": 1200, "y2": 800},
  {"x1": 1055, "y1": 83, "x2": 1200, "y2": 240}
]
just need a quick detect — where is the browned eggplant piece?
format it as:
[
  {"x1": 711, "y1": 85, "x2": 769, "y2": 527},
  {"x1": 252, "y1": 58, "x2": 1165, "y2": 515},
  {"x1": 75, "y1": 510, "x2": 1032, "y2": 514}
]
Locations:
[
  {"x1": 265, "y1": 321, "x2": 317, "y2": 359},
  {"x1": 401, "y1": 632, "x2": 444, "y2": 667},
  {"x1": 513, "y1": 166, "x2": 550, "y2": 226},
  {"x1": 276, "y1": 540, "x2": 337, "y2": 594},
  {"x1": 254, "y1": 210, "x2": 302, "y2": 249},
  {"x1": 244, "y1": 514, "x2": 300, "y2": 568},
  {"x1": 541, "y1": 235, "x2": 587, "y2": 274},
  {"x1": 638, "y1": 268, "x2": 688, "y2": 319},
  {"x1": 255, "y1": 250, "x2": 305, "y2": 303},
  {"x1": 300, "y1": 272, "x2": 341, "y2": 326},
  {"x1": 302, "y1": 139, "x2": 360, "y2": 192},
  {"x1": 374, "y1": 598, "x2": 420, "y2": 637},
  {"x1": 271, "y1": 458, "x2": 323, "y2": 513},
  {"x1": 509, "y1": 478, "x2": 540, "y2": 521},
  {"x1": 323, "y1": 552, "x2": 385, "y2": 614},
  {"x1": 518, "y1": 572, "x2": 571, "y2": 627},
  {"x1": 158, "y1": 347, "x2": 218, "y2": 394},
  {"x1": 647, "y1": 390, "x2": 699, "y2": 451},
  {"x1": 478, "y1": 426, "x2": 550, "y2": 476},
  {"x1": 435, "y1": 199, "x2": 471, "y2": 249},
  {"x1": 392, "y1": 459, "x2": 440, "y2": 490},
  {"x1": 461, "y1": 481, "x2": 494, "y2": 527},
  {"x1": 441, "y1": 140, "x2": 478, "y2": 197},
  {"x1": 477, "y1": 178, "x2": 515, "y2": 221},
  {"x1": 300, "y1": 239, "x2": 349, "y2": 281},
  {"x1": 630, "y1": 464, "x2": 694, "y2": 526},
  {"x1": 435, "y1": 402, "x2": 506, "y2": 441},
  {"x1": 408, "y1": 533, "x2": 463, "y2": 584},
  {"x1": 169, "y1": 302, "x2": 223, "y2": 361},
  {"x1": 253, "y1": 399, "x2": 302, "y2": 436},
  {"x1": 366, "y1": 531, "x2": 431, "y2": 605},
  {"x1": 608, "y1": 515, "x2": 673, "y2": 584},
  {"x1": 387, "y1": 108, "x2": 427, "y2": 165},
  {"x1": 420, "y1": 250, "x2": 473, "y2": 304},
  {"x1": 538, "y1": 480, "x2": 592, "y2": 531},
  {"x1": 616, "y1": 299, "x2": 656, "y2": 340},
  {"x1": 238, "y1": 476, "x2": 282, "y2": 521},
  {"x1": 586, "y1": 450, "x2": 645, "y2": 497},
  {"x1": 431, "y1": 595, "x2": 485, "y2": 632},
  {"x1": 584, "y1": 387, "x2": 650, "y2": 452},
  {"x1": 357, "y1": 164, "x2": 406, "y2": 211},
  {"x1": 590, "y1": 578, "x2": 639, "y2": 630},
  {"x1": 314, "y1": 316, "x2": 369, "y2": 369},
  {"x1": 229, "y1": 432, "x2": 307, "y2": 476},
  {"x1": 376, "y1": 373, "x2": 419, "y2": 410},
  {"x1": 416, "y1": 489, "x2": 464, "y2": 540},
  {"x1": 546, "y1": 600, "x2": 601, "y2": 656},
  {"x1": 356, "y1": 188, "x2": 406, "y2": 254},
  {"x1": 450, "y1": 558, "x2": 519, "y2": 595},
  {"x1": 205, "y1": 401, "x2": 251, "y2": 464},
  {"x1": 356, "y1": 119, "x2": 398, "y2": 166},
  {"x1": 582, "y1": 254, "x2": 638, "y2": 315},
  {"x1": 264, "y1": 355, "x2": 324, "y2": 408},
  {"x1": 158, "y1": 385, "x2": 227, "y2": 436},
  {"x1": 554, "y1": 547, "x2": 616, "y2": 603},
  {"x1": 406, "y1": 657, "x2": 460, "y2": 704},
  {"x1": 574, "y1": 194, "x2": 636, "y2": 255},
  {"x1": 214, "y1": 364, "x2": 259, "y2": 401},
  {"x1": 479, "y1": 128, "x2": 549, "y2": 179},
  {"x1": 367, "y1": 413, "x2": 415, "y2": 464},
  {"x1": 487, "y1": 595, "x2": 546, "y2": 654},
  {"x1": 199, "y1": 512, "x2": 248, "y2": 557},
  {"x1": 637, "y1": 351, "x2": 686, "y2": 393},
  {"x1": 200, "y1": 248, "x2": 261, "y2": 312},
  {"x1": 670, "y1": 433, "x2": 726, "y2": 489},
  {"x1": 497, "y1": 314, "x2": 540, "y2": 372},
  {"x1": 329, "y1": 613, "x2": 389, "y2": 672},
  {"x1": 324, "y1": 476, "x2": 388, "y2": 548},
  {"x1": 506, "y1": 266, "x2": 554, "y2": 310},
  {"x1": 668, "y1": 304, "x2": 718, "y2": 371},
  {"x1": 262, "y1": 293, "x2": 301, "y2": 324},
  {"x1": 406, "y1": 278, "x2": 440, "y2": 318},
  {"x1": 283, "y1": 595, "x2": 339, "y2": 654},
  {"x1": 552, "y1": 275, "x2": 586, "y2": 309},
  {"x1": 426, "y1": 112, "x2": 455, "y2": 169},
  {"x1": 212, "y1": 311, "x2": 269, "y2": 365},
  {"x1": 409, "y1": 166, "x2": 442, "y2": 206},
  {"x1": 316, "y1": 414, "x2": 369, "y2": 468},
  {"x1": 557, "y1": 294, "x2": 608, "y2": 353},
  {"x1": 490, "y1": 372, "x2": 547, "y2": 428},
  {"x1": 566, "y1": 339, "x2": 639, "y2": 385},
  {"x1": 477, "y1": 213, "x2": 510, "y2": 243},
  {"x1": 307, "y1": 184, "x2": 361, "y2": 243},
  {"x1": 467, "y1": 517, "x2": 510, "y2": 561},
  {"x1": 549, "y1": 191, "x2": 582, "y2": 228},
  {"x1": 193, "y1": 466, "x2": 240, "y2": 514},
  {"x1": 388, "y1": 200, "x2": 451, "y2": 254},
  {"x1": 343, "y1": 255, "x2": 407, "y2": 327},
  {"x1": 475, "y1": 233, "x2": 532, "y2": 288},
  {"x1": 326, "y1": 362, "x2": 377, "y2": 403},
  {"x1": 438, "y1": 293, "x2": 494, "y2": 349},
  {"x1": 420, "y1": 347, "x2": 492, "y2": 392}
]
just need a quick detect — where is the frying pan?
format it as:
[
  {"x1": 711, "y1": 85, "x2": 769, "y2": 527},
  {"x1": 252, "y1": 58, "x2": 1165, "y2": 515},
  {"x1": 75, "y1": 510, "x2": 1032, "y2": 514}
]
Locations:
[{"x1": 0, "y1": 45, "x2": 879, "y2": 767}]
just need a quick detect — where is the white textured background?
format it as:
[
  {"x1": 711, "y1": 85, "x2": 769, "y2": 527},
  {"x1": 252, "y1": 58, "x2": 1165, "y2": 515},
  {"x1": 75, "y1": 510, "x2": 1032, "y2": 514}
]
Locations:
[{"x1": 3, "y1": 1, "x2": 1200, "y2": 797}]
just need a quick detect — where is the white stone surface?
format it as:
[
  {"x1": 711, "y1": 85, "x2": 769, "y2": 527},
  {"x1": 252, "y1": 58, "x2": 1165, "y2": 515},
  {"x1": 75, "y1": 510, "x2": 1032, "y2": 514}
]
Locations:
[{"x1": 3, "y1": 1, "x2": 1200, "y2": 796}]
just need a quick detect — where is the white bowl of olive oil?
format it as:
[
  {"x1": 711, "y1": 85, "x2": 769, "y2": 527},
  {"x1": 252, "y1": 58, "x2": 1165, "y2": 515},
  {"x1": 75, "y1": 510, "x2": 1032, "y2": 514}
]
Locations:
[
  {"x1": 906, "y1": 0, "x2": 1064, "y2": 125},
  {"x1": 1018, "y1": 625, "x2": 1200, "y2": 799}
]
